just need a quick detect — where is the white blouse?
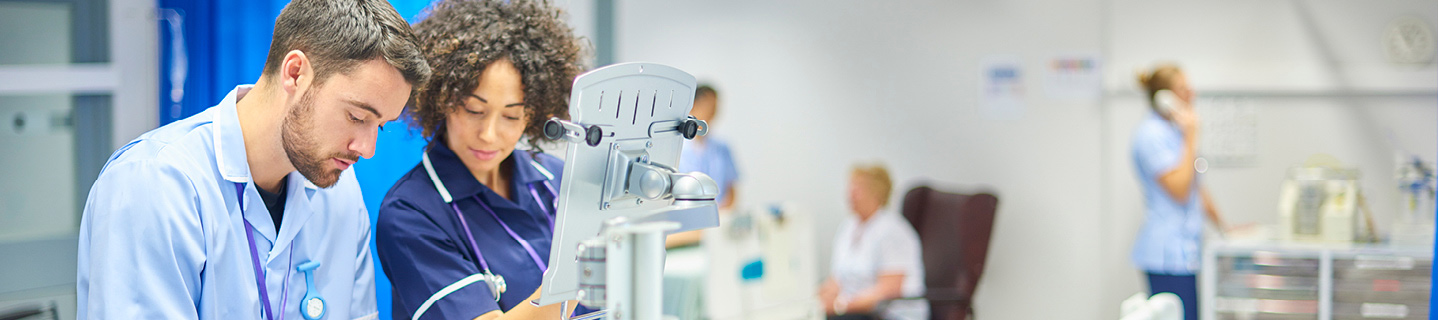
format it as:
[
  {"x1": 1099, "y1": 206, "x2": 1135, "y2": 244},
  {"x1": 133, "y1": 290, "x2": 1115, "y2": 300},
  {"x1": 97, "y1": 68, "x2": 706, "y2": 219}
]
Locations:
[{"x1": 830, "y1": 209, "x2": 929, "y2": 320}]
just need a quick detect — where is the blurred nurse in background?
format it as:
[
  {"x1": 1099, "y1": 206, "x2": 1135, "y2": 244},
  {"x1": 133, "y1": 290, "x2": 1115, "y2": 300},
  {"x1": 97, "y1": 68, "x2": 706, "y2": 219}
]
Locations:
[
  {"x1": 681, "y1": 84, "x2": 740, "y2": 211},
  {"x1": 666, "y1": 84, "x2": 740, "y2": 248},
  {"x1": 1131, "y1": 63, "x2": 1234, "y2": 320}
]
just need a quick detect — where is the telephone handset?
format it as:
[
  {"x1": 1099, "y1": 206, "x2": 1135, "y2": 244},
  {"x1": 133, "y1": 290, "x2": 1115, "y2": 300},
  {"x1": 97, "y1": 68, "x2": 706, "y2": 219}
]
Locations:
[{"x1": 1153, "y1": 89, "x2": 1181, "y2": 118}]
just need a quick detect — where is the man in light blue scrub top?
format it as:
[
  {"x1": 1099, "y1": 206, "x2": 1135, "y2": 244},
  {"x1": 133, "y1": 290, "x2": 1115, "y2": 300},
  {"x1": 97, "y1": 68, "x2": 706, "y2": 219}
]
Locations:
[
  {"x1": 666, "y1": 84, "x2": 741, "y2": 248},
  {"x1": 77, "y1": 0, "x2": 430, "y2": 319},
  {"x1": 679, "y1": 84, "x2": 740, "y2": 210}
]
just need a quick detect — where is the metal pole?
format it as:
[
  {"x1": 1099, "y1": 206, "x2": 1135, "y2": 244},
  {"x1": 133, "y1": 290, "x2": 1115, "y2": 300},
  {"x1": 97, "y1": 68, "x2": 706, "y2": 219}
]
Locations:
[
  {"x1": 607, "y1": 232, "x2": 632, "y2": 320},
  {"x1": 633, "y1": 229, "x2": 665, "y2": 320}
]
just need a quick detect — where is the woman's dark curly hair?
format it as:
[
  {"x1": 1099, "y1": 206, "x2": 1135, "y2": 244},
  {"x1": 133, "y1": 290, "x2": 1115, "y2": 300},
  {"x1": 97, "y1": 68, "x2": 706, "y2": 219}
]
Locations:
[{"x1": 408, "y1": 0, "x2": 588, "y2": 151}]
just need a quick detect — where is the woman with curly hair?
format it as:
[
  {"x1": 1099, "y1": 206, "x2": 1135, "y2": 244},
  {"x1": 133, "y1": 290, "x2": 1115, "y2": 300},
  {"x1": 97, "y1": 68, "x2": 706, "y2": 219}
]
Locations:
[{"x1": 374, "y1": 0, "x2": 587, "y2": 319}]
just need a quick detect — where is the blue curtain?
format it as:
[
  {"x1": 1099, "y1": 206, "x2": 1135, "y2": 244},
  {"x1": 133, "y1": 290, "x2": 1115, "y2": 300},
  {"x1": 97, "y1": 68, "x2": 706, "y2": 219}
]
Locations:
[{"x1": 157, "y1": 1, "x2": 437, "y2": 319}]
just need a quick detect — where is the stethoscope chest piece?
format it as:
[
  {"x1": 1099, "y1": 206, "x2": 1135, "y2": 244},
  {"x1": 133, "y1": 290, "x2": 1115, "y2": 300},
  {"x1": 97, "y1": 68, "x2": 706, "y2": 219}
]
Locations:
[
  {"x1": 421, "y1": 151, "x2": 553, "y2": 304},
  {"x1": 297, "y1": 261, "x2": 326, "y2": 320},
  {"x1": 486, "y1": 271, "x2": 508, "y2": 301}
]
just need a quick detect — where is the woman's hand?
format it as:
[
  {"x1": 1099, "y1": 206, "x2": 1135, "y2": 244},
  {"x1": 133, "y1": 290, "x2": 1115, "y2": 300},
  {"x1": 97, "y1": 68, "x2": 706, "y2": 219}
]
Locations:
[
  {"x1": 473, "y1": 287, "x2": 576, "y2": 320},
  {"x1": 1171, "y1": 103, "x2": 1199, "y2": 142},
  {"x1": 1223, "y1": 222, "x2": 1259, "y2": 238},
  {"x1": 834, "y1": 273, "x2": 905, "y2": 315},
  {"x1": 819, "y1": 278, "x2": 839, "y2": 314}
]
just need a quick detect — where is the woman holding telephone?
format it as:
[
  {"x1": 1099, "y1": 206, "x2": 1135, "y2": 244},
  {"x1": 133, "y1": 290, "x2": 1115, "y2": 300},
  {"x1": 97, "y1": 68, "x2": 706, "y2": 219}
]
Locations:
[{"x1": 1130, "y1": 63, "x2": 1233, "y2": 320}]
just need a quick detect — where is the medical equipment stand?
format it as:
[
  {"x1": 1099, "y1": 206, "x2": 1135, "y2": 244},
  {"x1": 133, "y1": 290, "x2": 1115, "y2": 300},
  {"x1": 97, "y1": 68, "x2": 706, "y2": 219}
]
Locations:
[
  {"x1": 575, "y1": 218, "x2": 677, "y2": 320},
  {"x1": 547, "y1": 116, "x2": 719, "y2": 320},
  {"x1": 546, "y1": 115, "x2": 716, "y2": 320},
  {"x1": 537, "y1": 62, "x2": 720, "y2": 320}
]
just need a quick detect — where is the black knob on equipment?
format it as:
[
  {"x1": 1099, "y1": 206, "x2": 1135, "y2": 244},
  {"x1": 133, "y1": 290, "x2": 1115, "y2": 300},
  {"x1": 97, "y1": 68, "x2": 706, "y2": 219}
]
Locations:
[
  {"x1": 543, "y1": 119, "x2": 565, "y2": 140},
  {"x1": 585, "y1": 125, "x2": 603, "y2": 147}
]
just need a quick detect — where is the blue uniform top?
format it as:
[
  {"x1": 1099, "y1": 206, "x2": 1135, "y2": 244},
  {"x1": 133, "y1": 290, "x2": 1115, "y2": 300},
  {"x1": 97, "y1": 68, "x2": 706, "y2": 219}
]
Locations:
[
  {"x1": 376, "y1": 143, "x2": 568, "y2": 319},
  {"x1": 680, "y1": 137, "x2": 739, "y2": 205},
  {"x1": 1130, "y1": 111, "x2": 1204, "y2": 275},
  {"x1": 78, "y1": 86, "x2": 377, "y2": 319}
]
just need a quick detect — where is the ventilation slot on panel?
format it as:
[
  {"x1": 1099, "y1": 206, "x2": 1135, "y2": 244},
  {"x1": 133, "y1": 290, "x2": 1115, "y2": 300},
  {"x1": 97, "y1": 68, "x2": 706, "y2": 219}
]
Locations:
[
  {"x1": 589, "y1": 88, "x2": 679, "y2": 128},
  {"x1": 649, "y1": 92, "x2": 658, "y2": 118},
  {"x1": 631, "y1": 90, "x2": 644, "y2": 125},
  {"x1": 597, "y1": 91, "x2": 605, "y2": 112},
  {"x1": 615, "y1": 90, "x2": 624, "y2": 120}
]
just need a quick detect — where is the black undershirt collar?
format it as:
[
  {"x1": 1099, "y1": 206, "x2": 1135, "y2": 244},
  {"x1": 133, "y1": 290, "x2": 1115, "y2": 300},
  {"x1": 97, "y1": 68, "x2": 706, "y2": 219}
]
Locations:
[{"x1": 256, "y1": 175, "x2": 288, "y2": 230}]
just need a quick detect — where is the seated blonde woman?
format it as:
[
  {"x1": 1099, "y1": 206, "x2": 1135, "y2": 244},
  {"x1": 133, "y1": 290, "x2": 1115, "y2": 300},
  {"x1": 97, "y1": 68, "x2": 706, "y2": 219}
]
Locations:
[{"x1": 820, "y1": 163, "x2": 928, "y2": 320}]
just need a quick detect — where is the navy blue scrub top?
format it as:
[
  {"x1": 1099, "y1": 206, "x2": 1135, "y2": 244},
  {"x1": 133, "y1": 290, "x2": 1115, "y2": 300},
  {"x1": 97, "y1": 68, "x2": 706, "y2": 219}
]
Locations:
[{"x1": 376, "y1": 142, "x2": 565, "y2": 320}]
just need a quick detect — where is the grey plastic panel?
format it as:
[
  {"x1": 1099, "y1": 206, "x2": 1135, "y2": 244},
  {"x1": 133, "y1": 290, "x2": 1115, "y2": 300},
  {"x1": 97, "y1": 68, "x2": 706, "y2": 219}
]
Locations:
[{"x1": 537, "y1": 63, "x2": 697, "y2": 305}]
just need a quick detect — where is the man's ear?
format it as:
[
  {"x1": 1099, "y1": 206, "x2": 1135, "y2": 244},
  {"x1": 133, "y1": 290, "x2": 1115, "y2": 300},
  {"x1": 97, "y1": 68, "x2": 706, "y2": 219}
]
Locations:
[{"x1": 279, "y1": 50, "x2": 312, "y2": 97}]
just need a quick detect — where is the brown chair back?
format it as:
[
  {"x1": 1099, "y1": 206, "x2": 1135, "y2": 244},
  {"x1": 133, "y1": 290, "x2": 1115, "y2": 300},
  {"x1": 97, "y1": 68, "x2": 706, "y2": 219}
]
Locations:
[{"x1": 900, "y1": 186, "x2": 998, "y2": 320}]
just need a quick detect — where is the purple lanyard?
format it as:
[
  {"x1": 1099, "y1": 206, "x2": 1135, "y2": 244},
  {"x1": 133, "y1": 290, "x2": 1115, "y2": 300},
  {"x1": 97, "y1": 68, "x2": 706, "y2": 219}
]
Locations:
[
  {"x1": 451, "y1": 182, "x2": 558, "y2": 274},
  {"x1": 529, "y1": 181, "x2": 559, "y2": 230},
  {"x1": 237, "y1": 183, "x2": 293, "y2": 320}
]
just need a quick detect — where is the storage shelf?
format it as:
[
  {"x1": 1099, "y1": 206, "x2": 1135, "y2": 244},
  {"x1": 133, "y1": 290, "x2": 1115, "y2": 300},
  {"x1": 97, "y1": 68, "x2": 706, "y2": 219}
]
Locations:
[{"x1": 1202, "y1": 240, "x2": 1432, "y2": 320}]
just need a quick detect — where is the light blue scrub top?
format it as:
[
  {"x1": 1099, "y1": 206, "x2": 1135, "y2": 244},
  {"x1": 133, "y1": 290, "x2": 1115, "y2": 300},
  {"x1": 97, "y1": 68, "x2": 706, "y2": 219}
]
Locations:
[
  {"x1": 1130, "y1": 111, "x2": 1204, "y2": 275},
  {"x1": 679, "y1": 137, "x2": 739, "y2": 206},
  {"x1": 78, "y1": 86, "x2": 378, "y2": 319}
]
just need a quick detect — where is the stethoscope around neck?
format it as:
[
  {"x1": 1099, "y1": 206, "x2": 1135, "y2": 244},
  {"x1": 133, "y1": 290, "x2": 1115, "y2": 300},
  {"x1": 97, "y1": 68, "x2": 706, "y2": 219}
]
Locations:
[{"x1": 410, "y1": 150, "x2": 558, "y2": 319}]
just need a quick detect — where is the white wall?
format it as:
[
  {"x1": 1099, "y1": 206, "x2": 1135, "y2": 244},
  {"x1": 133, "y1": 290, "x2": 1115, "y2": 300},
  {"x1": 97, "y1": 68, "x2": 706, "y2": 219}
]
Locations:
[
  {"x1": 613, "y1": 1, "x2": 1109, "y2": 319},
  {"x1": 606, "y1": 1, "x2": 1437, "y2": 319}
]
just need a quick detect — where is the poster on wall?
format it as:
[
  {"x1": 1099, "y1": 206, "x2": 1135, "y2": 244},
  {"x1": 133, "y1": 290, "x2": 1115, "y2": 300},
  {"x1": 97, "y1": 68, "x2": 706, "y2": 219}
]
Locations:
[
  {"x1": 1196, "y1": 97, "x2": 1259, "y2": 167},
  {"x1": 1044, "y1": 54, "x2": 1102, "y2": 102},
  {"x1": 981, "y1": 55, "x2": 1025, "y2": 119}
]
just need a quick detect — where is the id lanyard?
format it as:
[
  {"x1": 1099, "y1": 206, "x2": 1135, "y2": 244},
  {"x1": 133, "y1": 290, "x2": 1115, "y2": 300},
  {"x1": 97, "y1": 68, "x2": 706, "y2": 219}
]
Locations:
[
  {"x1": 422, "y1": 153, "x2": 558, "y2": 277},
  {"x1": 411, "y1": 152, "x2": 559, "y2": 318},
  {"x1": 238, "y1": 182, "x2": 328, "y2": 320},
  {"x1": 237, "y1": 183, "x2": 291, "y2": 320},
  {"x1": 454, "y1": 184, "x2": 556, "y2": 274}
]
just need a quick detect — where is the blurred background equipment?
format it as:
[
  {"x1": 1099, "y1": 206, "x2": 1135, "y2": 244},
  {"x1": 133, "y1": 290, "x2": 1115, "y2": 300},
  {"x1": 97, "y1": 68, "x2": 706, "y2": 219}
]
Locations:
[
  {"x1": 1202, "y1": 241, "x2": 1431, "y2": 320},
  {"x1": 1390, "y1": 155, "x2": 1436, "y2": 247},
  {"x1": 696, "y1": 202, "x2": 820, "y2": 320},
  {"x1": 1277, "y1": 154, "x2": 1377, "y2": 244},
  {"x1": 0, "y1": 301, "x2": 59, "y2": 320},
  {"x1": 0, "y1": 0, "x2": 149, "y2": 318},
  {"x1": 1118, "y1": 292, "x2": 1182, "y2": 320}
]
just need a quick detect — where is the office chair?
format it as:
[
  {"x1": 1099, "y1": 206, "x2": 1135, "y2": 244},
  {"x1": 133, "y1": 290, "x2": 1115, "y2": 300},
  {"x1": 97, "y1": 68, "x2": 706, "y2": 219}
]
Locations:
[{"x1": 900, "y1": 186, "x2": 998, "y2": 320}]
